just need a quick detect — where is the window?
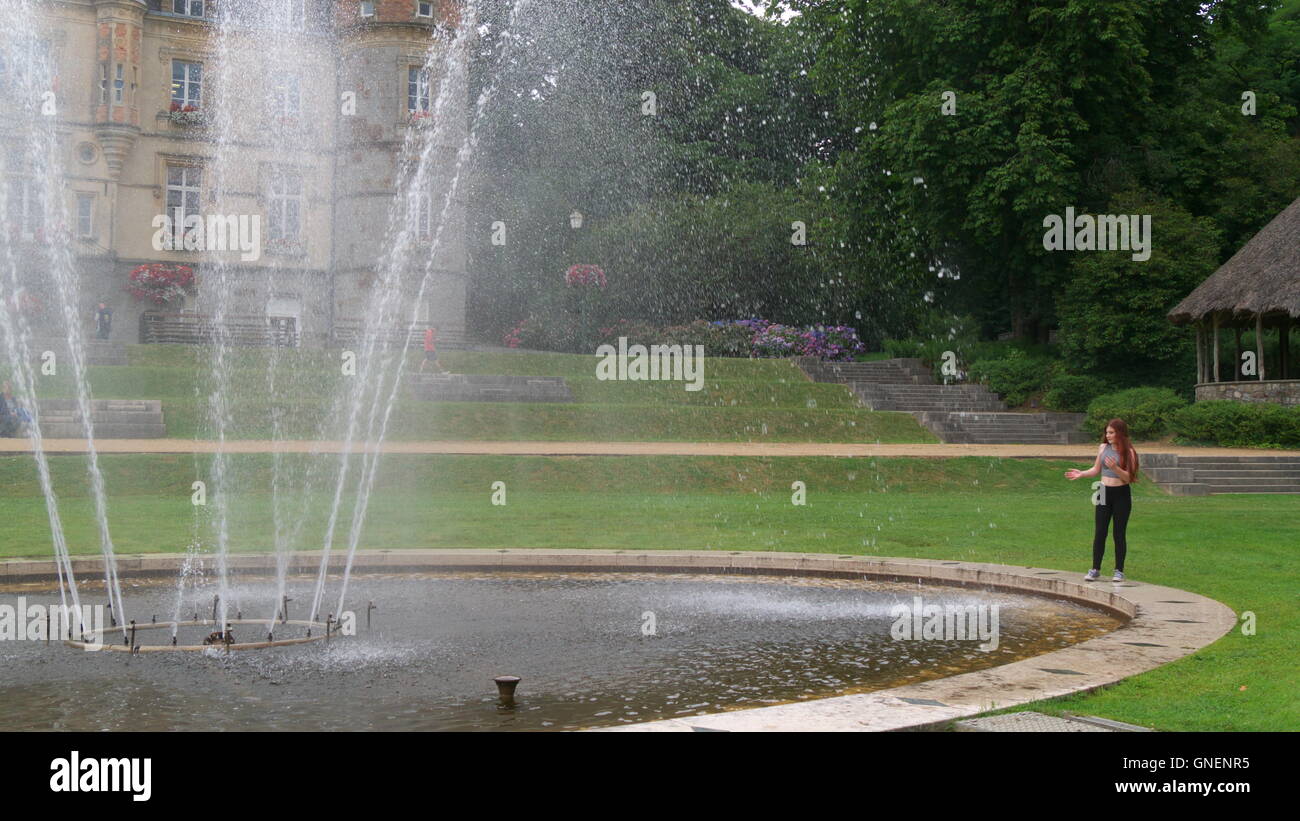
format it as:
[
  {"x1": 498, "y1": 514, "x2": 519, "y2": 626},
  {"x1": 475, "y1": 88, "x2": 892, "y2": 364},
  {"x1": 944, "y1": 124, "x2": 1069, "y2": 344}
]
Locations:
[
  {"x1": 165, "y1": 165, "x2": 202, "y2": 249},
  {"x1": 359, "y1": 1, "x2": 375, "y2": 18},
  {"x1": 417, "y1": 2, "x2": 434, "y2": 17},
  {"x1": 269, "y1": 74, "x2": 301, "y2": 118},
  {"x1": 99, "y1": 63, "x2": 108, "y2": 104},
  {"x1": 266, "y1": 169, "x2": 302, "y2": 244},
  {"x1": 408, "y1": 190, "x2": 432, "y2": 243},
  {"x1": 6, "y1": 157, "x2": 43, "y2": 238},
  {"x1": 270, "y1": 0, "x2": 310, "y2": 28},
  {"x1": 172, "y1": 0, "x2": 205, "y2": 16},
  {"x1": 171, "y1": 60, "x2": 202, "y2": 108},
  {"x1": 407, "y1": 67, "x2": 430, "y2": 113},
  {"x1": 75, "y1": 194, "x2": 95, "y2": 239},
  {"x1": 113, "y1": 64, "x2": 125, "y2": 104}
]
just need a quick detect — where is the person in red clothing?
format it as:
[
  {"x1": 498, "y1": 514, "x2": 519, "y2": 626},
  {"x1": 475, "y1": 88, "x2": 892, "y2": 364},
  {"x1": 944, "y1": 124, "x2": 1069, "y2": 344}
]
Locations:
[{"x1": 419, "y1": 326, "x2": 445, "y2": 374}]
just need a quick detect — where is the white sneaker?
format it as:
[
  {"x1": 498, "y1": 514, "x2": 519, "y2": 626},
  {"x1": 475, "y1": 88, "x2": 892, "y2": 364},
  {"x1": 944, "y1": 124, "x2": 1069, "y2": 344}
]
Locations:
[
  {"x1": 1112, "y1": 571, "x2": 1125, "y2": 582},
  {"x1": 1084, "y1": 569, "x2": 1100, "y2": 581}
]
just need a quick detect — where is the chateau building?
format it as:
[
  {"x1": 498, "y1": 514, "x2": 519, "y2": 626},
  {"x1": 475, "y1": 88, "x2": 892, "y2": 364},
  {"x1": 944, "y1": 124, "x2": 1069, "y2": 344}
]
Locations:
[{"x1": 7, "y1": 0, "x2": 467, "y2": 345}]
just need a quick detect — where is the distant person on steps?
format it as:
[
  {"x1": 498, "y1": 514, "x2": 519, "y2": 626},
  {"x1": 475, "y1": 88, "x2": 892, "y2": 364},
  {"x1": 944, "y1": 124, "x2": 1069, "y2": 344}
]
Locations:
[
  {"x1": 419, "y1": 326, "x2": 446, "y2": 374},
  {"x1": 95, "y1": 302, "x2": 113, "y2": 340}
]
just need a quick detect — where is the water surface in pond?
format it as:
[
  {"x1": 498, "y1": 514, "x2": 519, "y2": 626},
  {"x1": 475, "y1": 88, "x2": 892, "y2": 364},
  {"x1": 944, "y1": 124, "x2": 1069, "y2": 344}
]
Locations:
[{"x1": 0, "y1": 572, "x2": 1121, "y2": 731}]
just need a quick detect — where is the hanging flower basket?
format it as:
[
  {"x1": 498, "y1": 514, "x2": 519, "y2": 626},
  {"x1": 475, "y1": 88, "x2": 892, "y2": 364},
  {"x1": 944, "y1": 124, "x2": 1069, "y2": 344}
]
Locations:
[{"x1": 127, "y1": 263, "x2": 197, "y2": 306}]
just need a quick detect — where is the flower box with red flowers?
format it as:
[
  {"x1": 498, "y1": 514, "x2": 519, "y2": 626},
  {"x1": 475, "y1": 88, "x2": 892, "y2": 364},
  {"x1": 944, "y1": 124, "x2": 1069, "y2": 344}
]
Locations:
[{"x1": 167, "y1": 102, "x2": 205, "y2": 127}]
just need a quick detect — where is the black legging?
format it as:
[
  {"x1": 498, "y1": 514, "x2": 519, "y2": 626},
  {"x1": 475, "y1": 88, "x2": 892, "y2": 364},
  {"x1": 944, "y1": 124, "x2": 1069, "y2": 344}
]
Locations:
[{"x1": 1093, "y1": 483, "x2": 1132, "y2": 571}]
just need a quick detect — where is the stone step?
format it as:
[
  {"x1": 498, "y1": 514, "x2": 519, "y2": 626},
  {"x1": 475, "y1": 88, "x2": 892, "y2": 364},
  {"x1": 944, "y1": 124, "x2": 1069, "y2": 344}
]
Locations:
[
  {"x1": 38, "y1": 423, "x2": 167, "y2": 438},
  {"x1": 1161, "y1": 483, "x2": 1211, "y2": 496},
  {"x1": 870, "y1": 403, "x2": 1006, "y2": 411},
  {"x1": 28, "y1": 339, "x2": 129, "y2": 366},
  {"x1": 1201, "y1": 485, "x2": 1300, "y2": 494},
  {"x1": 1178, "y1": 458, "x2": 1300, "y2": 467},
  {"x1": 37, "y1": 399, "x2": 162, "y2": 412},
  {"x1": 1194, "y1": 469, "x2": 1300, "y2": 478}
]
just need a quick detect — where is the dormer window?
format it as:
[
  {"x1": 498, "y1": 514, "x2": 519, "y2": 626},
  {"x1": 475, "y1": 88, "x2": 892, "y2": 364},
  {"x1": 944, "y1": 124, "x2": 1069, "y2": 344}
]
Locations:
[
  {"x1": 359, "y1": 1, "x2": 375, "y2": 18},
  {"x1": 417, "y1": 2, "x2": 434, "y2": 17}
]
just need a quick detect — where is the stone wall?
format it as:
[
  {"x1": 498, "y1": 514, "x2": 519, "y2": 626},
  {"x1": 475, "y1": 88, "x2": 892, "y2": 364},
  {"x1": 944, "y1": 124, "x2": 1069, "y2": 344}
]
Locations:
[{"x1": 1195, "y1": 380, "x2": 1300, "y2": 406}]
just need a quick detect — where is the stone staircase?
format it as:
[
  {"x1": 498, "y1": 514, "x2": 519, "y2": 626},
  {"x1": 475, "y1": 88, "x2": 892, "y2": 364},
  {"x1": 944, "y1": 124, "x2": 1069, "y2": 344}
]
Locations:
[
  {"x1": 29, "y1": 339, "x2": 129, "y2": 366},
  {"x1": 916, "y1": 411, "x2": 1089, "y2": 445},
  {"x1": 797, "y1": 356, "x2": 1089, "y2": 444},
  {"x1": 1143, "y1": 453, "x2": 1300, "y2": 495},
  {"x1": 32, "y1": 399, "x2": 166, "y2": 438}
]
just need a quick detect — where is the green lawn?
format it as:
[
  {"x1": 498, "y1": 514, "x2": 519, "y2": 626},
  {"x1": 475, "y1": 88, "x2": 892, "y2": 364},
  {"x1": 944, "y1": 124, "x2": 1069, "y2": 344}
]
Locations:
[
  {"x1": 1, "y1": 452, "x2": 1295, "y2": 731},
  {"x1": 3, "y1": 346, "x2": 935, "y2": 443}
]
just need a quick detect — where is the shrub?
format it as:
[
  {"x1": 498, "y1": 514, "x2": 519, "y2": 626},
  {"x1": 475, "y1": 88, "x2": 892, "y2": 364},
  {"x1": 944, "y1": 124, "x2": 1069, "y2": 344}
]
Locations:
[
  {"x1": 1085, "y1": 388, "x2": 1187, "y2": 440},
  {"x1": 1044, "y1": 373, "x2": 1112, "y2": 413},
  {"x1": 1171, "y1": 401, "x2": 1300, "y2": 448},
  {"x1": 969, "y1": 350, "x2": 1054, "y2": 407},
  {"x1": 881, "y1": 313, "x2": 982, "y2": 372}
]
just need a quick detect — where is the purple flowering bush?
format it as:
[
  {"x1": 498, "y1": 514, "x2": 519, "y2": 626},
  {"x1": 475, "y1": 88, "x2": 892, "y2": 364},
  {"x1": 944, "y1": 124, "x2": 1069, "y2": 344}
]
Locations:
[{"x1": 741, "y1": 320, "x2": 865, "y2": 361}]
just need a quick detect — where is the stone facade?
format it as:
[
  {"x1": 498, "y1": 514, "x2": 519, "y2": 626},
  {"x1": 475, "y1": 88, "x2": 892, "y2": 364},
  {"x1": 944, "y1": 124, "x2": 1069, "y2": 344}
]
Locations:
[
  {"x1": 13, "y1": 0, "x2": 466, "y2": 346},
  {"x1": 1195, "y1": 380, "x2": 1300, "y2": 406}
]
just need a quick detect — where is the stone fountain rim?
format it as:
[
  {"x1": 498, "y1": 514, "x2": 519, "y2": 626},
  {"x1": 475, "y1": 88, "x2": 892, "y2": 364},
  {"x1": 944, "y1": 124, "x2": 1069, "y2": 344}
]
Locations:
[{"x1": 0, "y1": 549, "x2": 1236, "y2": 732}]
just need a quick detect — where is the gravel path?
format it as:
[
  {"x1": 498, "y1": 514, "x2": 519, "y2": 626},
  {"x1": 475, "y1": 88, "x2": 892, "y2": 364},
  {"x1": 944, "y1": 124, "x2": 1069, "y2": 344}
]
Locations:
[{"x1": 2, "y1": 438, "x2": 1294, "y2": 458}]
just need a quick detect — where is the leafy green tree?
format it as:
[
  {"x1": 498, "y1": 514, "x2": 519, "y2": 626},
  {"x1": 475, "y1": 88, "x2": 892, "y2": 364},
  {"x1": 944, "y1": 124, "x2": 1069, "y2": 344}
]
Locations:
[{"x1": 1055, "y1": 190, "x2": 1220, "y2": 390}]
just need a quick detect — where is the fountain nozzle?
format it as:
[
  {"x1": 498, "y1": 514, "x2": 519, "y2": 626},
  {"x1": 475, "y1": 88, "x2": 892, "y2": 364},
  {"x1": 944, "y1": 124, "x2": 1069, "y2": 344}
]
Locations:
[{"x1": 494, "y1": 675, "x2": 521, "y2": 705}]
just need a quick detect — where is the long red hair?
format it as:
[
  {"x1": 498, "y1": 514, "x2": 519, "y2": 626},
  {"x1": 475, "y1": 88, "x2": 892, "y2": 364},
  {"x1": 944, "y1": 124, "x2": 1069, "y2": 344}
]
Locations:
[{"x1": 1103, "y1": 418, "x2": 1139, "y2": 482}]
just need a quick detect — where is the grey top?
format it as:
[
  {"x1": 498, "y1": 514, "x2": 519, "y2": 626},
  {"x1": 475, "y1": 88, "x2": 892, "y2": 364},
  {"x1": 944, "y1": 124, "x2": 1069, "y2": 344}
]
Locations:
[{"x1": 1101, "y1": 443, "x2": 1121, "y2": 479}]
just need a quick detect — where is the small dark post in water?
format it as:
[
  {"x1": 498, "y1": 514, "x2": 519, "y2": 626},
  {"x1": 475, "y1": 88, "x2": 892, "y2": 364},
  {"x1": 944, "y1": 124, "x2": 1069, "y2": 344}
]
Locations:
[
  {"x1": 108, "y1": 601, "x2": 115, "y2": 627},
  {"x1": 267, "y1": 632, "x2": 274, "y2": 643},
  {"x1": 494, "y1": 675, "x2": 521, "y2": 705},
  {"x1": 129, "y1": 620, "x2": 137, "y2": 651},
  {"x1": 212, "y1": 595, "x2": 219, "y2": 624},
  {"x1": 171, "y1": 635, "x2": 177, "y2": 646},
  {"x1": 223, "y1": 624, "x2": 233, "y2": 650},
  {"x1": 326, "y1": 614, "x2": 333, "y2": 642},
  {"x1": 151, "y1": 614, "x2": 156, "y2": 624},
  {"x1": 367, "y1": 600, "x2": 376, "y2": 630},
  {"x1": 281, "y1": 595, "x2": 292, "y2": 624},
  {"x1": 45, "y1": 608, "x2": 50, "y2": 644},
  {"x1": 237, "y1": 610, "x2": 242, "y2": 620}
]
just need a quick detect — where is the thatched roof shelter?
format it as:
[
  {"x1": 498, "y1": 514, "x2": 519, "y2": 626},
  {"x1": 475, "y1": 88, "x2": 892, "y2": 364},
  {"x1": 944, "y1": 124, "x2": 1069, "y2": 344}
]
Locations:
[
  {"x1": 1170, "y1": 196, "x2": 1300, "y2": 325},
  {"x1": 1169, "y1": 196, "x2": 1299, "y2": 386}
]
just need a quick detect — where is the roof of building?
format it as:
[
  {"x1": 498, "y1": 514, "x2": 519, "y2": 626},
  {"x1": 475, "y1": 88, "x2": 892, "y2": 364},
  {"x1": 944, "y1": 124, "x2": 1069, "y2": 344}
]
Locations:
[{"x1": 1169, "y1": 195, "x2": 1300, "y2": 324}]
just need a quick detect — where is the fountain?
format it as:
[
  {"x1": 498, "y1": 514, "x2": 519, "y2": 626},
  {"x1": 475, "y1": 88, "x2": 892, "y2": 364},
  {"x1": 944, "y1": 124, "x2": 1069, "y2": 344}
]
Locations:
[{"x1": 0, "y1": 1, "x2": 1238, "y2": 735}]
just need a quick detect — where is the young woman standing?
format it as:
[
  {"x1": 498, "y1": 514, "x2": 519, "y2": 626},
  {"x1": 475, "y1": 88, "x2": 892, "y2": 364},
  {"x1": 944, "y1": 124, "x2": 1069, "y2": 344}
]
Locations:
[{"x1": 1065, "y1": 418, "x2": 1139, "y2": 581}]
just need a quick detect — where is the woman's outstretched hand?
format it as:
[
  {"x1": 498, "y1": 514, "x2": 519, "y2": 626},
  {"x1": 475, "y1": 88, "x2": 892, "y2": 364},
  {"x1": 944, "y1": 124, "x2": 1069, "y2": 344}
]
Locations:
[{"x1": 1064, "y1": 469, "x2": 1083, "y2": 480}]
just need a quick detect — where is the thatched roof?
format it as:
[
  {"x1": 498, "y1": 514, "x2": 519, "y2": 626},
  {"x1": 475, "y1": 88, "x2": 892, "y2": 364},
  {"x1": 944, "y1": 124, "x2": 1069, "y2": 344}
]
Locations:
[{"x1": 1169, "y1": 195, "x2": 1300, "y2": 324}]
